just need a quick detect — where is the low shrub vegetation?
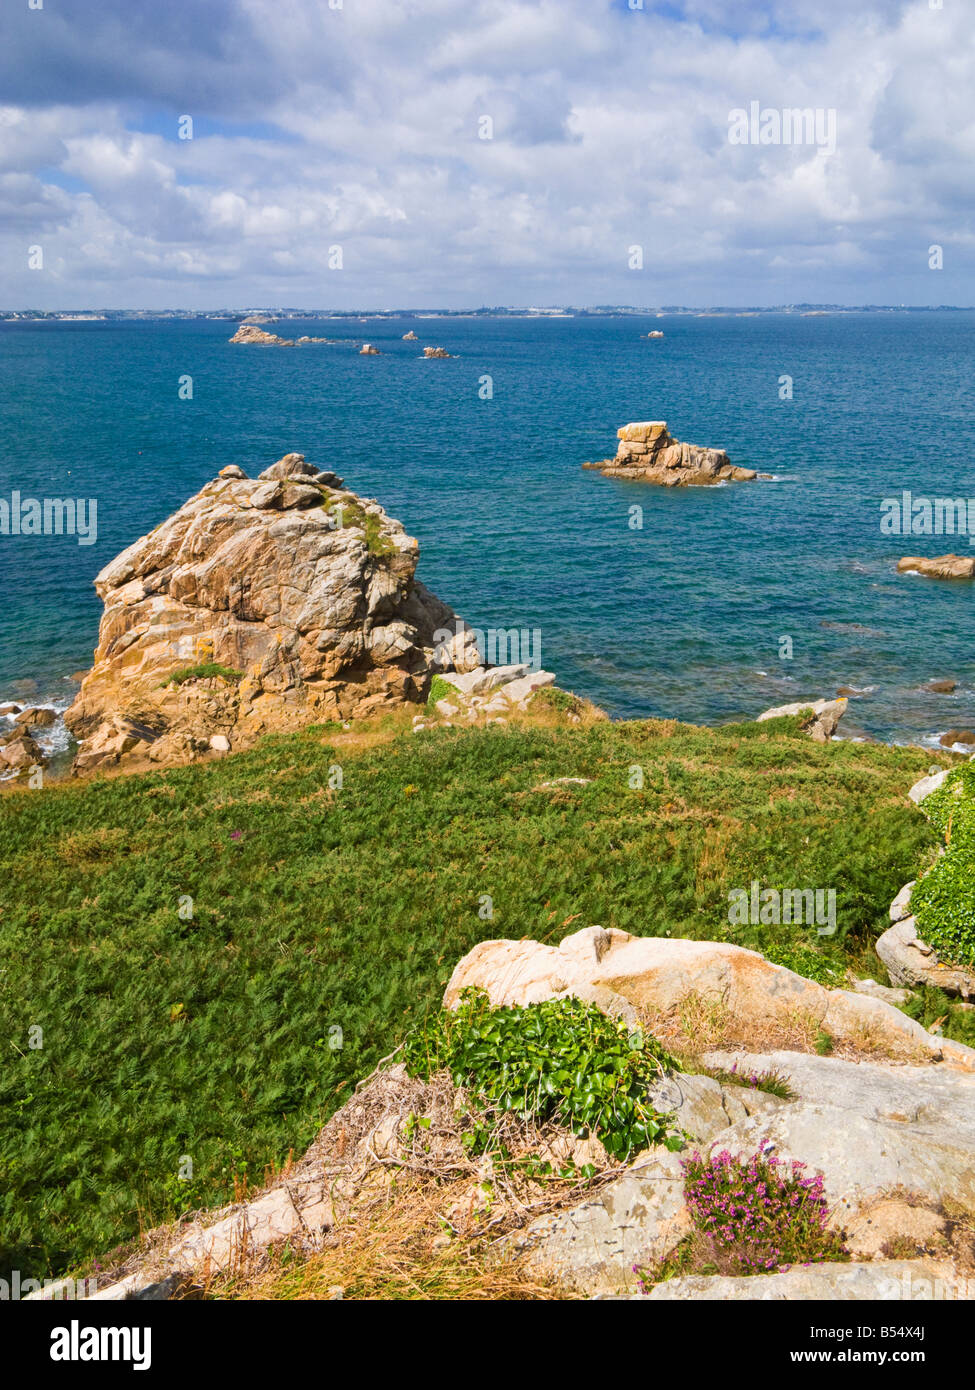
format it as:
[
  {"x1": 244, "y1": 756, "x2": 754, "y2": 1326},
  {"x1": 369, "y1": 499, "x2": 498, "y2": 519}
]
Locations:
[
  {"x1": 425, "y1": 674, "x2": 460, "y2": 712},
  {"x1": 0, "y1": 716, "x2": 943, "y2": 1279},
  {"x1": 159, "y1": 663, "x2": 244, "y2": 688},
  {"x1": 403, "y1": 989, "x2": 680, "y2": 1162},
  {"x1": 643, "y1": 1148, "x2": 847, "y2": 1286},
  {"x1": 911, "y1": 764, "x2": 975, "y2": 968}
]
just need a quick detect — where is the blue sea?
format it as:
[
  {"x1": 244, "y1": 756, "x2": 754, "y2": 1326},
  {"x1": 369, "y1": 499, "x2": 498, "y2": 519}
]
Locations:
[{"x1": 1, "y1": 311, "x2": 973, "y2": 758}]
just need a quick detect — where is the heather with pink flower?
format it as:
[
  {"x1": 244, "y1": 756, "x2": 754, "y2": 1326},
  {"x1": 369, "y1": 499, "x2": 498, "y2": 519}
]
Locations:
[{"x1": 639, "y1": 1146, "x2": 848, "y2": 1289}]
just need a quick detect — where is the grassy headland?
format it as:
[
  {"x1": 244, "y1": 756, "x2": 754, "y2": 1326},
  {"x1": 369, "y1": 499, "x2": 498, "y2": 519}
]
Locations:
[{"x1": 0, "y1": 709, "x2": 951, "y2": 1279}]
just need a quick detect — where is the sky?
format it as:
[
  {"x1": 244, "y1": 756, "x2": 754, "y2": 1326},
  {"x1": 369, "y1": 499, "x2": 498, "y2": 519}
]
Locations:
[{"x1": 0, "y1": 0, "x2": 971, "y2": 309}]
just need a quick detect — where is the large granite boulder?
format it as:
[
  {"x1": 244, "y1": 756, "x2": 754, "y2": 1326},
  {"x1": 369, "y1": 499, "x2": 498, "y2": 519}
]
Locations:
[
  {"x1": 443, "y1": 925, "x2": 975, "y2": 1067},
  {"x1": 65, "y1": 455, "x2": 481, "y2": 771},
  {"x1": 877, "y1": 889, "x2": 975, "y2": 1000},
  {"x1": 583, "y1": 421, "x2": 756, "y2": 487}
]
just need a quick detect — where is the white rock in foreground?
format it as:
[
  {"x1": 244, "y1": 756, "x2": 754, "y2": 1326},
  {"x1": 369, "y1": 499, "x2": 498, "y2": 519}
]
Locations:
[
  {"x1": 638, "y1": 1259, "x2": 966, "y2": 1301},
  {"x1": 444, "y1": 925, "x2": 975, "y2": 1066},
  {"x1": 909, "y1": 769, "x2": 949, "y2": 804}
]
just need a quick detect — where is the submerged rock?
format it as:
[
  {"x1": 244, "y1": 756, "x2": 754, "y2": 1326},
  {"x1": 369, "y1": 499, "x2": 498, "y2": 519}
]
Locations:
[
  {"x1": 14, "y1": 706, "x2": 56, "y2": 730},
  {"x1": 583, "y1": 421, "x2": 756, "y2": 487},
  {"x1": 65, "y1": 454, "x2": 482, "y2": 773},
  {"x1": 941, "y1": 728, "x2": 975, "y2": 747}
]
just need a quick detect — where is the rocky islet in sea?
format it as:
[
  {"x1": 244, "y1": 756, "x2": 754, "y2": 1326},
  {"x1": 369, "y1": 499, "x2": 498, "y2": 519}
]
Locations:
[{"x1": 583, "y1": 420, "x2": 764, "y2": 486}]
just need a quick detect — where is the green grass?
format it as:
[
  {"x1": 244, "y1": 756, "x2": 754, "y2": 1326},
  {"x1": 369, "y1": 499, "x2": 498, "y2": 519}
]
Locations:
[
  {"x1": 159, "y1": 663, "x2": 244, "y2": 688},
  {"x1": 898, "y1": 984, "x2": 975, "y2": 1047},
  {"x1": 0, "y1": 716, "x2": 944, "y2": 1279},
  {"x1": 322, "y1": 497, "x2": 396, "y2": 557}
]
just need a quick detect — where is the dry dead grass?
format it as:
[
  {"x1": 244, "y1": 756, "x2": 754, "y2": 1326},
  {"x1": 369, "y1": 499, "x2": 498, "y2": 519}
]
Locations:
[
  {"x1": 202, "y1": 1176, "x2": 572, "y2": 1301},
  {"x1": 87, "y1": 1061, "x2": 614, "y2": 1302},
  {"x1": 641, "y1": 988, "x2": 930, "y2": 1064}
]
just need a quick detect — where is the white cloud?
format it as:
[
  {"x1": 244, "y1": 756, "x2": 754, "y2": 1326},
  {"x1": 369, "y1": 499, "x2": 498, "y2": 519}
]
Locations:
[{"x1": 0, "y1": 0, "x2": 971, "y2": 305}]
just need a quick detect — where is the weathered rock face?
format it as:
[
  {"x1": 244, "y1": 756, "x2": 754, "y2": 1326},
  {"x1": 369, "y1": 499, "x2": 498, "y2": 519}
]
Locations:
[
  {"x1": 898, "y1": 554, "x2": 975, "y2": 580},
  {"x1": 422, "y1": 346, "x2": 451, "y2": 358},
  {"x1": 513, "y1": 1150, "x2": 691, "y2": 1295},
  {"x1": 636, "y1": 1259, "x2": 966, "y2": 1302},
  {"x1": 64, "y1": 454, "x2": 481, "y2": 772},
  {"x1": 583, "y1": 421, "x2": 757, "y2": 486}
]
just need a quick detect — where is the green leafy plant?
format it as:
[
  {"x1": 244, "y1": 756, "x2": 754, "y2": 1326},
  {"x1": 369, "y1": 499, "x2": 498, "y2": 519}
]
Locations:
[
  {"x1": 911, "y1": 765, "x2": 975, "y2": 969},
  {"x1": 403, "y1": 989, "x2": 681, "y2": 1161},
  {"x1": 426, "y1": 675, "x2": 460, "y2": 712},
  {"x1": 159, "y1": 663, "x2": 243, "y2": 688}
]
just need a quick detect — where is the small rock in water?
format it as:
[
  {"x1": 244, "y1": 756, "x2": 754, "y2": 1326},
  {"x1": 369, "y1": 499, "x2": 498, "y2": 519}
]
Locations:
[
  {"x1": 940, "y1": 728, "x2": 975, "y2": 747},
  {"x1": 15, "y1": 707, "x2": 56, "y2": 730},
  {"x1": 0, "y1": 732, "x2": 45, "y2": 770},
  {"x1": 922, "y1": 679, "x2": 957, "y2": 693},
  {"x1": 584, "y1": 421, "x2": 755, "y2": 488},
  {"x1": 898, "y1": 554, "x2": 975, "y2": 580}
]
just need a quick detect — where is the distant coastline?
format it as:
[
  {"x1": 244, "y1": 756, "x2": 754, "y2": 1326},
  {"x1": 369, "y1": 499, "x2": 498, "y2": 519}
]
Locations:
[{"x1": 2, "y1": 304, "x2": 974, "y2": 322}]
